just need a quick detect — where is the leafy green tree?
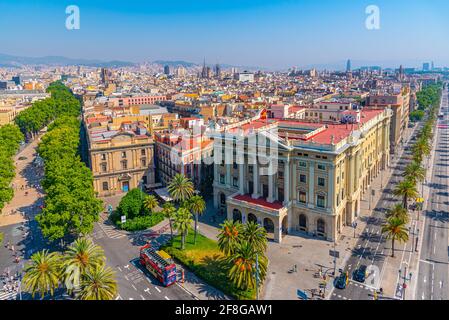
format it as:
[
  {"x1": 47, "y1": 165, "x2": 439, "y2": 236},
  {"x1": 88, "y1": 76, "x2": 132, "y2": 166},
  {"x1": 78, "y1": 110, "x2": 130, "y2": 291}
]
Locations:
[
  {"x1": 173, "y1": 207, "x2": 193, "y2": 250},
  {"x1": 242, "y1": 221, "x2": 268, "y2": 253},
  {"x1": 78, "y1": 265, "x2": 117, "y2": 300},
  {"x1": 168, "y1": 174, "x2": 194, "y2": 202},
  {"x1": 381, "y1": 217, "x2": 409, "y2": 258},
  {"x1": 227, "y1": 241, "x2": 268, "y2": 291},
  {"x1": 218, "y1": 220, "x2": 244, "y2": 256},
  {"x1": 393, "y1": 178, "x2": 419, "y2": 209},
  {"x1": 22, "y1": 250, "x2": 62, "y2": 298},
  {"x1": 187, "y1": 195, "x2": 206, "y2": 244},
  {"x1": 116, "y1": 188, "x2": 146, "y2": 219}
]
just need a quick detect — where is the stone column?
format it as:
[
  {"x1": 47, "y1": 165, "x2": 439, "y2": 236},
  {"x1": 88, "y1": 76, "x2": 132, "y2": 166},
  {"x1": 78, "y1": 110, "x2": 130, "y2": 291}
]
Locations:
[
  {"x1": 267, "y1": 174, "x2": 275, "y2": 203},
  {"x1": 328, "y1": 164, "x2": 335, "y2": 210},
  {"x1": 308, "y1": 163, "x2": 314, "y2": 207},
  {"x1": 239, "y1": 163, "x2": 245, "y2": 195},
  {"x1": 284, "y1": 159, "x2": 290, "y2": 206},
  {"x1": 252, "y1": 161, "x2": 260, "y2": 199},
  {"x1": 226, "y1": 164, "x2": 232, "y2": 187}
]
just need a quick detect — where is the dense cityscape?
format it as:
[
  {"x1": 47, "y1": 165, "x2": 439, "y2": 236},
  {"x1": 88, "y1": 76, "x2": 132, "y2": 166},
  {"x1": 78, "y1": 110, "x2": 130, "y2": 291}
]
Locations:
[{"x1": 1, "y1": 1, "x2": 449, "y2": 316}]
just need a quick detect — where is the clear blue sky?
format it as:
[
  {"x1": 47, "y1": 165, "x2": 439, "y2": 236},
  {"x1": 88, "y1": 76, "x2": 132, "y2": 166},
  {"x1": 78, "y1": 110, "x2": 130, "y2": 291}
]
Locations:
[{"x1": 0, "y1": 0, "x2": 448, "y2": 69}]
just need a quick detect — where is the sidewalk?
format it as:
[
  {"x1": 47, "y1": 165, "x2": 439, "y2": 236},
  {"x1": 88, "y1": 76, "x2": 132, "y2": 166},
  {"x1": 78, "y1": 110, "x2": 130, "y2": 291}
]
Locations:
[{"x1": 0, "y1": 137, "x2": 44, "y2": 227}]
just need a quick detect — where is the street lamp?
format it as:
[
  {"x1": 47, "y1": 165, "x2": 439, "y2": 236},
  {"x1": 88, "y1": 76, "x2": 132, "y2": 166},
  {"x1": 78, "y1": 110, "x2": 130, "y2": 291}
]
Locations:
[{"x1": 398, "y1": 266, "x2": 413, "y2": 300}]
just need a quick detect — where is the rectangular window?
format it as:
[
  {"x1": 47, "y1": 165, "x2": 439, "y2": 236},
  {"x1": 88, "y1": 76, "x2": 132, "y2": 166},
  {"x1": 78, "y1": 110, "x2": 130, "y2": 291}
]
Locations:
[
  {"x1": 121, "y1": 160, "x2": 128, "y2": 170},
  {"x1": 101, "y1": 153, "x2": 107, "y2": 161},
  {"x1": 220, "y1": 174, "x2": 225, "y2": 184},
  {"x1": 141, "y1": 159, "x2": 147, "y2": 167},
  {"x1": 317, "y1": 194, "x2": 326, "y2": 208},
  {"x1": 299, "y1": 191, "x2": 307, "y2": 204},
  {"x1": 318, "y1": 177, "x2": 325, "y2": 187},
  {"x1": 233, "y1": 177, "x2": 238, "y2": 187},
  {"x1": 100, "y1": 163, "x2": 107, "y2": 172},
  {"x1": 299, "y1": 161, "x2": 307, "y2": 168},
  {"x1": 102, "y1": 182, "x2": 109, "y2": 191},
  {"x1": 121, "y1": 151, "x2": 127, "y2": 159},
  {"x1": 141, "y1": 149, "x2": 146, "y2": 156},
  {"x1": 317, "y1": 164, "x2": 326, "y2": 171},
  {"x1": 248, "y1": 165, "x2": 253, "y2": 174},
  {"x1": 300, "y1": 174, "x2": 307, "y2": 183}
]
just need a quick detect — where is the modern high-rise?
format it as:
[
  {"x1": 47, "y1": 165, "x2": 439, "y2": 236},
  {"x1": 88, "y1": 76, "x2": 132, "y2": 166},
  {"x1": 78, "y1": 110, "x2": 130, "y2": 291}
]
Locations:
[
  {"x1": 164, "y1": 65, "x2": 170, "y2": 76},
  {"x1": 346, "y1": 59, "x2": 352, "y2": 72}
]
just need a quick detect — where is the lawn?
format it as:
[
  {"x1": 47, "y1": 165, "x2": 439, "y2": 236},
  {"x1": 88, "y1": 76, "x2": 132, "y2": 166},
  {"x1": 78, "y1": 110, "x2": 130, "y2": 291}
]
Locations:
[{"x1": 162, "y1": 231, "x2": 256, "y2": 300}]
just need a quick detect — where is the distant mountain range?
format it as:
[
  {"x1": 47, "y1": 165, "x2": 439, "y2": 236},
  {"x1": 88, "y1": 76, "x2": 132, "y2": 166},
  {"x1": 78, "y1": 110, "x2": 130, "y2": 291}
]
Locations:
[
  {"x1": 0, "y1": 53, "x2": 135, "y2": 68},
  {"x1": 0, "y1": 53, "x2": 265, "y2": 71}
]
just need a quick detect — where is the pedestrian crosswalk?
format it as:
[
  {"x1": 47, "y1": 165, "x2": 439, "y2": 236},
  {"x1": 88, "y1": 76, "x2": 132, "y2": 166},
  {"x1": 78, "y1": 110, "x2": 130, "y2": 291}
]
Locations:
[
  {"x1": 0, "y1": 290, "x2": 17, "y2": 300},
  {"x1": 97, "y1": 215, "x2": 126, "y2": 239}
]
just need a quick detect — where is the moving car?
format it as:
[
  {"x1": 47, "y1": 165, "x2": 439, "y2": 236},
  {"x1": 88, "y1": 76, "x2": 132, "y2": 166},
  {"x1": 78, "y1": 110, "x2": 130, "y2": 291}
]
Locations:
[{"x1": 353, "y1": 265, "x2": 368, "y2": 283}]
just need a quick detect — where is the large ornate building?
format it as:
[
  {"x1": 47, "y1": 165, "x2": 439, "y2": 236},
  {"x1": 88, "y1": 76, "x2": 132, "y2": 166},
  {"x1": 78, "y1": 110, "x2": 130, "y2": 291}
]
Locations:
[{"x1": 212, "y1": 108, "x2": 392, "y2": 243}]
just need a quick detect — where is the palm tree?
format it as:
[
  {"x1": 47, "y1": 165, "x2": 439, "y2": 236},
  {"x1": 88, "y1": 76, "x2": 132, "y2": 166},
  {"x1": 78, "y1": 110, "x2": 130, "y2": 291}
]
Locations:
[
  {"x1": 22, "y1": 250, "x2": 62, "y2": 299},
  {"x1": 227, "y1": 241, "x2": 268, "y2": 291},
  {"x1": 161, "y1": 202, "x2": 177, "y2": 238},
  {"x1": 167, "y1": 174, "x2": 194, "y2": 202},
  {"x1": 393, "y1": 178, "x2": 419, "y2": 210},
  {"x1": 218, "y1": 220, "x2": 243, "y2": 256},
  {"x1": 403, "y1": 161, "x2": 426, "y2": 185},
  {"x1": 242, "y1": 221, "x2": 268, "y2": 253},
  {"x1": 77, "y1": 265, "x2": 117, "y2": 300},
  {"x1": 381, "y1": 217, "x2": 409, "y2": 258},
  {"x1": 386, "y1": 204, "x2": 410, "y2": 224},
  {"x1": 187, "y1": 195, "x2": 206, "y2": 244},
  {"x1": 62, "y1": 238, "x2": 106, "y2": 292},
  {"x1": 143, "y1": 195, "x2": 159, "y2": 214},
  {"x1": 173, "y1": 207, "x2": 193, "y2": 250}
]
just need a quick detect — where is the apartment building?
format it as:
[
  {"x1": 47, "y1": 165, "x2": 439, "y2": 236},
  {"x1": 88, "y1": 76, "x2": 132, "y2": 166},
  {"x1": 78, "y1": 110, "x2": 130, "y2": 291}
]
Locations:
[
  {"x1": 212, "y1": 108, "x2": 391, "y2": 243},
  {"x1": 366, "y1": 86, "x2": 410, "y2": 154}
]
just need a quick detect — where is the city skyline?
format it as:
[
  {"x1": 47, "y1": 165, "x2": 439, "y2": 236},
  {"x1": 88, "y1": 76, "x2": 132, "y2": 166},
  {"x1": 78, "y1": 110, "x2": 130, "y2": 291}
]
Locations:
[{"x1": 1, "y1": 0, "x2": 449, "y2": 69}]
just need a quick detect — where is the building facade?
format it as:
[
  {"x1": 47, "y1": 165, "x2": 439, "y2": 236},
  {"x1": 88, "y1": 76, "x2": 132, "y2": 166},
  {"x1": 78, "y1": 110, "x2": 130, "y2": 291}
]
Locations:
[
  {"x1": 86, "y1": 122, "x2": 156, "y2": 197},
  {"x1": 212, "y1": 108, "x2": 391, "y2": 243}
]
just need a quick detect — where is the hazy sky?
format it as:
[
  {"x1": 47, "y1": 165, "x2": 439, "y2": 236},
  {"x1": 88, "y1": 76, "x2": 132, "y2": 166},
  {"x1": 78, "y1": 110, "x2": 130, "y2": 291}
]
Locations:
[{"x1": 1, "y1": 0, "x2": 448, "y2": 69}]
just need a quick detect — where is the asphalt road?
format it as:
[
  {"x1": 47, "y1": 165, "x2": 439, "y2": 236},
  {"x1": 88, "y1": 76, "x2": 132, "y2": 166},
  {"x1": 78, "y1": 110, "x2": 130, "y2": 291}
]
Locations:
[
  {"x1": 91, "y1": 219, "x2": 195, "y2": 300},
  {"x1": 330, "y1": 118, "x2": 423, "y2": 300},
  {"x1": 416, "y1": 85, "x2": 449, "y2": 300}
]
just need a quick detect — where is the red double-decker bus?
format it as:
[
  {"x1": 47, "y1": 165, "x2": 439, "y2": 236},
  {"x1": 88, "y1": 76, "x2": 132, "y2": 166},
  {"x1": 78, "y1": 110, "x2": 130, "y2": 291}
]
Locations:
[{"x1": 139, "y1": 244, "x2": 177, "y2": 287}]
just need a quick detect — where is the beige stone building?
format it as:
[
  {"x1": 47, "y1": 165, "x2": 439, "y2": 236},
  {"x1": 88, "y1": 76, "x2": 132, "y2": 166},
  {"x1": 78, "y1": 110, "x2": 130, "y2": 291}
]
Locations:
[
  {"x1": 86, "y1": 121, "x2": 156, "y2": 197},
  {"x1": 212, "y1": 108, "x2": 391, "y2": 243},
  {"x1": 366, "y1": 86, "x2": 410, "y2": 154}
]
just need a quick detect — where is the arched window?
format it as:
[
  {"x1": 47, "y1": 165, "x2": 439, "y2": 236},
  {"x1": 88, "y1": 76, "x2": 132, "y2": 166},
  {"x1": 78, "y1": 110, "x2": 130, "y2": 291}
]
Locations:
[{"x1": 232, "y1": 209, "x2": 242, "y2": 222}]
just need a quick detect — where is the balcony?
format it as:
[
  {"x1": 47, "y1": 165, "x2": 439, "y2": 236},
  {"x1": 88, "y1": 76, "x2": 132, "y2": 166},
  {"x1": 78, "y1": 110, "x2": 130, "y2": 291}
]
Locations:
[{"x1": 227, "y1": 193, "x2": 288, "y2": 217}]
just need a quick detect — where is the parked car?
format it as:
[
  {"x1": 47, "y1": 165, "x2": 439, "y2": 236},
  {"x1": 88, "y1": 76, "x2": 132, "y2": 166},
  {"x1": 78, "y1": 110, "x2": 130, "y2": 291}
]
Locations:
[{"x1": 334, "y1": 273, "x2": 347, "y2": 289}]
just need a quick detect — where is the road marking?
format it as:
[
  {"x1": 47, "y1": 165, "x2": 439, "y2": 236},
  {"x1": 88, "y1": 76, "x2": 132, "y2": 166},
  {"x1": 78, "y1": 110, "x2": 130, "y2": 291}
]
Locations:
[
  {"x1": 129, "y1": 298, "x2": 134, "y2": 300},
  {"x1": 124, "y1": 275, "x2": 129, "y2": 281},
  {"x1": 124, "y1": 264, "x2": 130, "y2": 269},
  {"x1": 118, "y1": 267, "x2": 122, "y2": 272},
  {"x1": 155, "y1": 286, "x2": 161, "y2": 293},
  {"x1": 132, "y1": 284, "x2": 137, "y2": 291},
  {"x1": 140, "y1": 295, "x2": 145, "y2": 300},
  {"x1": 144, "y1": 288, "x2": 151, "y2": 295},
  {"x1": 165, "y1": 296, "x2": 170, "y2": 300},
  {"x1": 424, "y1": 277, "x2": 426, "y2": 283},
  {"x1": 115, "y1": 295, "x2": 122, "y2": 300}
]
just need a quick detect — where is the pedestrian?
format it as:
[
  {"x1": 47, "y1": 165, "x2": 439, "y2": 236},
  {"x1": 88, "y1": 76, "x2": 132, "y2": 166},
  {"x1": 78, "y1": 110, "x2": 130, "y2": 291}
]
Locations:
[{"x1": 294, "y1": 264, "x2": 297, "y2": 272}]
